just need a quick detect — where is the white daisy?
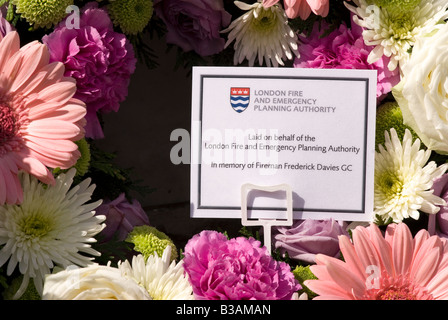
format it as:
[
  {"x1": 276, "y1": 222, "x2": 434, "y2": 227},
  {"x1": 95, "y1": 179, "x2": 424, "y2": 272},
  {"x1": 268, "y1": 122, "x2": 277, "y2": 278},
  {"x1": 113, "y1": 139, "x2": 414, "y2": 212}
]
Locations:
[
  {"x1": 0, "y1": 168, "x2": 105, "y2": 299},
  {"x1": 374, "y1": 128, "x2": 448, "y2": 223},
  {"x1": 118, "y1": 246, "x2": 194, "y2": 300},
  {"x1": 345, "y1": 0, "x2": 448, "y2": 71},
  {"x1": 222, "y1": 0, "x2": 299, "y2": 67}
]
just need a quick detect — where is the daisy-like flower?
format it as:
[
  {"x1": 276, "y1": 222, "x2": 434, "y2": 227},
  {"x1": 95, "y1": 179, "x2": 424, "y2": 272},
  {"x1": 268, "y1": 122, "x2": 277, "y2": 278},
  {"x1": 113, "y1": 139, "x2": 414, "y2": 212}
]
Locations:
[
  {"x1": 0, "y1": 31, "x2": 86, "y2": 205},
  {"x1": 118, "y1": 246, "x2": 194, "y2": 300},
  {"x1": 345, "y1": 0, "x2": 448, "y2": 71},
  {"x1": 0, "y1": 169, "x2": 105, "y2": 299},
  {"x1": 305, "y1": 223, "x2": 448, "y2": 300},
  {"x1": 374, "y1": 128, "x2": 448, "y2": 223},
  {"x1": 222, "y1": 1, "x2": 299, "y2": 67}
]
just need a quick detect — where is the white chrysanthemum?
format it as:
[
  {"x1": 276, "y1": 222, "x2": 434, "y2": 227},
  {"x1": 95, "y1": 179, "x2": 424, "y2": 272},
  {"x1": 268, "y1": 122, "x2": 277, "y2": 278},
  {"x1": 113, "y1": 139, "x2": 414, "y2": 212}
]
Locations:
[
  {"x1": 345, "y1": 0, "x2": 448, "y2": 71},
  {"x1": 118, "y1": 246, "x2": 194, "y2": 300},
  {"x1": 222, "y1": 1, "x2": 299, "y2": 67},
  {"x1": 0, "y1": 168, "x2": 105, "y2": 299},
  {"x1": 374, "y1": 128, "x2": 448, "y2": 223}
]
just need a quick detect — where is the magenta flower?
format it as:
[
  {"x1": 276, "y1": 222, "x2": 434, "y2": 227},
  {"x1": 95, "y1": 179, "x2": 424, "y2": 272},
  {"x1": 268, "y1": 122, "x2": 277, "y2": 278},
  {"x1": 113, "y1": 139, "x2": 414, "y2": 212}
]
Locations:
[
  {"x1": 153, "y1": 0, "x2": 231, "y2": 57},
  {"x1": 95, "y1": 193, "x2": 150, "y2": 242},
  {"x1": 294, "y1": 21, "x2": 400, "y2": 103},
  {"x1": 183, "y1": 230, "x2": 300, "y2": 300},
  {"x1": 42, "y1": 2, "x2": 137, "y2": 139},
  {"x1": 274, "y1": 219, "x2": 349, "y2": 264}
]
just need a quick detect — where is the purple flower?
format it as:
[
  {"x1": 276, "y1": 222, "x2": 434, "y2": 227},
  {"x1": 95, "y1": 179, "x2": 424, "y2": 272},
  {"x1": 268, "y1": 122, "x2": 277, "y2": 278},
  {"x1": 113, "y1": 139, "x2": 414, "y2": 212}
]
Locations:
[
  {"x1": 273, "y1": 219, "x2": 349, "y2": 264},
  {"x1": 294, "y1": 21, "x2": 400, "y2": 103},
  {"x1": 0, "y1": 6, "x2": 13, "y2": 37},
  {"x1": 42, "y1": 2, "x2": 137, "y2": 139},
  {"x1": 153, "y1": 0, "x2": 231, "y2": 57},
  {"x1": 183, "y1": 230, "x2": 301, "y2": 300},
  {"x1": 95, "y1": 193, "x2": 150, "y2": 242},
  {"x1": 431, "y1": 174, "x2": 448, "y2": 238}
]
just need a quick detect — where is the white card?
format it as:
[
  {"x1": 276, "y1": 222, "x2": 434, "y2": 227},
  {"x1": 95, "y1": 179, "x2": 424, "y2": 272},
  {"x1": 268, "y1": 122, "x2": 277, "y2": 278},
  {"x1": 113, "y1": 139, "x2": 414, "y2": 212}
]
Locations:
[{"x1": 190, "y1": 66, "x2": 376, "y2": 222}]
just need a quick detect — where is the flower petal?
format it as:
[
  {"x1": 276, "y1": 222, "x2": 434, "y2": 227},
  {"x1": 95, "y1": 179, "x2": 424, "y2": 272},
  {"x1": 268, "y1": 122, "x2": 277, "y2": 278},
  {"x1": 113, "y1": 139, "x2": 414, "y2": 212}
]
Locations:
[
  {"x1": 0, "y1": 31, "x2": 20, "y2": 73},
  {"x1": 352, "y1": 226, "x2": 382, "y2": 272},
  {"x1": 26, "y1": 120, "x2": 81, "y2": 140},
  {"x1": 9, "y1": 41, "x2": 49, "y2": 94},
  {"x1": 426, "y1": 267, "x2": 448, "y2": 299},
  {"x1": 315, "y1": 254, "x2": 366, "y2": 299},
  {"x1": 388, "y1": 223, "x2": 414, "y2": 275}
]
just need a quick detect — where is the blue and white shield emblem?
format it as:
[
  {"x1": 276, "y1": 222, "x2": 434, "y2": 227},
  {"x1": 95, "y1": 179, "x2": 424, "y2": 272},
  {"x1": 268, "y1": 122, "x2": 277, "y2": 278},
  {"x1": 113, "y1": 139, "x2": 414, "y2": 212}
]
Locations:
[{"x1": 230, "y1": 87, "x2": 250, "y2": 113}]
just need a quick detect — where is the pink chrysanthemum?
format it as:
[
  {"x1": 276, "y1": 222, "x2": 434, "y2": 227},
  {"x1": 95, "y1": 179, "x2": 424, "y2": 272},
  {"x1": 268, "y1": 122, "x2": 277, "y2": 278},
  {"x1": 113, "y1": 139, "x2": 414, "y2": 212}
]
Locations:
[
  {"x1": 0, "y1": 31, "x2": 86, "y2": 205},
  {"x1": 305, "y1": 223, "x2": 448, "y2": 300}
]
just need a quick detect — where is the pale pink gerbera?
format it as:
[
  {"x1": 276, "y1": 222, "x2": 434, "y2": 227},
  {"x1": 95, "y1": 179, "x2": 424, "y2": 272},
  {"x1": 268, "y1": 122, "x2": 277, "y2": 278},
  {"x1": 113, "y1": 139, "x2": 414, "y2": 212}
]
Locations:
[
  {"x1": 305, "y1": 223, "x2": 448, "y2": 300},
  {"x1": 0, "y1": 31, "x2": 86, "y2": 205}
]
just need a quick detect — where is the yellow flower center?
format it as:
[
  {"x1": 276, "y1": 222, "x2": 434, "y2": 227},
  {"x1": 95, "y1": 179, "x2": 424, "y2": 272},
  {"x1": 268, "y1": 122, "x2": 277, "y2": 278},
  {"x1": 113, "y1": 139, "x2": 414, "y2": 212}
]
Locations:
[
  {"x1": 250, "y1": 8, "x2": 278, "y2": 34},
  {"x1": 384, "y1": 11, "x2": 416, "y2": 42},
  {"x1": 377, "y1": 171, "x2": 403, "y2": 199},
  {"x1": 19, "y1": 213, "x2": 54, "y2": 240}
]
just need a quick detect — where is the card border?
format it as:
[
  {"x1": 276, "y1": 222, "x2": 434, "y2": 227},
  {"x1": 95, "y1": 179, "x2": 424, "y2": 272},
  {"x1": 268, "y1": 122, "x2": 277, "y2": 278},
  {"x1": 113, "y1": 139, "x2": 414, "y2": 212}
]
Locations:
[{"x1": 190, "y1": 67, "x2": 376, "y2": 221}]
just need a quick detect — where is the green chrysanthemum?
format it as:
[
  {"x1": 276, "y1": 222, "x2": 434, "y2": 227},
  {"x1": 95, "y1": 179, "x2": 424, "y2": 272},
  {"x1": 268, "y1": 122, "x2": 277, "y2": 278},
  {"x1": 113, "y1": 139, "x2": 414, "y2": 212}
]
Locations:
[
  {"x1": 52, "y1": 139, "x2": 90, "y2": 178},
  {"x1": 375, "y1": 102, "x2": 420, "y2": 151},
  {"x1": 11, "y1": 0, "x2": 73, "y2": 29},
  {"x1": 293, "y1": 265, "x2": 317, "y2": 299},
  {"x1": 107, "y1": 0, "x2": 153, "y2": 35},
  {"x1": 126, "y1": 225, "x2": 178, "y2": 262},
  {"x1": 73, "y1": 139, "x2": 91, "y2": 177}
]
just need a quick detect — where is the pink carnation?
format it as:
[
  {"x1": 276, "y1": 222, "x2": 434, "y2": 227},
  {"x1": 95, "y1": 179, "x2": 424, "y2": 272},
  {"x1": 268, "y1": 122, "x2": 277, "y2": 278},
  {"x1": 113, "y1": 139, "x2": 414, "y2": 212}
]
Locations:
[
  {"x1": 294, "y1": 21, "x2": 400, "y2": 102},
  {"x1": 42, "y1": 2, "x2": 137, "y2": 139},
  {"x1": 183, "y1": 230, "x2": 300, "y2": 300}
]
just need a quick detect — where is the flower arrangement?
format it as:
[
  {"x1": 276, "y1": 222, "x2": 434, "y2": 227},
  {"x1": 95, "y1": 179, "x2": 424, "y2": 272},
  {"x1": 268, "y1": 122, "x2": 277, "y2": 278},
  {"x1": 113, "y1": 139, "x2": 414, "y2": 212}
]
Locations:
[{"x1": 1, "y1": 0, "x2": 448, "y2": 302}]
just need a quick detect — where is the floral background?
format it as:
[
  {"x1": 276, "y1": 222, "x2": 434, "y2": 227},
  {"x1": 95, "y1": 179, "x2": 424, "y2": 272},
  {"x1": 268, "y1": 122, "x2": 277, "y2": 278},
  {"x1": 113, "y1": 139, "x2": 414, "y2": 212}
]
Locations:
[{"x1": 2, "y1": 0, "x2": 448, "y2": 300}]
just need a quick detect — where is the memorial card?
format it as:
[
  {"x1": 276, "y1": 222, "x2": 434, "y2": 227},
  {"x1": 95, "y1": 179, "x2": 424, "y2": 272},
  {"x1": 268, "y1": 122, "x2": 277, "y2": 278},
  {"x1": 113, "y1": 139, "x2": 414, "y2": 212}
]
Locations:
[{"x1": 190, "y1": 67, "x2": 377, "y2": 222}]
